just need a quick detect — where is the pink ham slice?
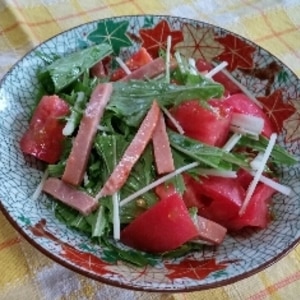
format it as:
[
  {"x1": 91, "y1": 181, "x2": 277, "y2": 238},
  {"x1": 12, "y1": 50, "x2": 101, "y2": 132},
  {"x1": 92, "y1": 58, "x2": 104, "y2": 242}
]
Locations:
[
  {"x1": 96, "y1": 100, "x2": 161, "y2": 199},
  {"x1": 43, "y1": 178, "x2": 98, "y2": 215},
  {"x1": 120, "y1": 57, "x2": 177, "y2": 82},
  {"x1": 195, "y1": 216, "x2": 227, "y2": 245},
  {"x1": 152, "y1": 112, "x2": 175, "y2": 174},
  {"x1": 62, "y1": 83, "x2": 113, "y2": 186}
]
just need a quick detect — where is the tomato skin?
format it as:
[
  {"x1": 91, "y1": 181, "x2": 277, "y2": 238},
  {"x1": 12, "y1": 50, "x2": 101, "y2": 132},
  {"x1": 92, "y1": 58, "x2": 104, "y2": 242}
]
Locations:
[
  {"x1": 111, "y1": 47, "x2": 153, "y2": 81},
  {"x1": 184, "y1": 175, "x2": 244, "y2": 225},
  {"x1": 218, "y1": 93, "x2": 275, "y2": 137},
  {"x1": 196, "y1": 59, "x2": 241, "y2": 95},
  {"x1": 227, "y1": 183, "x2": 276, "y2": 230},
  {"x1": 20, "y1": 95, "x2": 69, "y2": 164},
  {"x1": 169, "y1": 100, "x2": 232, "y2": 147},
  {"x1": 120, "y1": 193, "x2": 199, "y2": 253}
]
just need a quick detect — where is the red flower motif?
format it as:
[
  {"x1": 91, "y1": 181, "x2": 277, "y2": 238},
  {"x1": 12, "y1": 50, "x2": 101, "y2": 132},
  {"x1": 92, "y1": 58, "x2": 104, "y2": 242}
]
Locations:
[
  {"x1": 216, "y1": 34, "x2": 256, "y2": 71},
  {"x1": 61, "y1": 244, "x2": 116, "y2": 276},
  {"x1": 258, "y1": 90, "x2": 296, "y2": 133},
  {"x1": 139, "y1": 20, "x2": 183, "y2": 57},
  {"x1": 165, "y1": 258, "x2": 228, "y2": 281}
]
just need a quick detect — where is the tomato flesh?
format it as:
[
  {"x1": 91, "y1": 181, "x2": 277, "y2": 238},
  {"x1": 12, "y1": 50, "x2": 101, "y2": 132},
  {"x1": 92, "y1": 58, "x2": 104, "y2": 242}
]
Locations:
[
  {"x1": 227, "y1": 183, "x2": 276, "y2": 230},
  {"x1": 111, "y1": 47, "x2": 153, "y2": 81},
  {"x1": 169, "y1": 100, "x2": 232, "y2": 147},
  {"x1": 20, "y1": 95, "x2": 69, "y2": 164},
  {"x1": 120, "y1": 193, "x2": 199, "y2": 253},
  {"x1": 196, "y1": 59, "x2": 241, "y2": 95},
  {"x1": 184, "y1": 175, "x2": 244, "y2": 225}
]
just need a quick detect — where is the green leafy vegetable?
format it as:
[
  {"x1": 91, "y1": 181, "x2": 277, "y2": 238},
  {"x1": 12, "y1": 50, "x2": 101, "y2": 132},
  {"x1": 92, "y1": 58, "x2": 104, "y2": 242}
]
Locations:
[
  {"x1": 38, "y1": 44, "x2": 113, "y2": 93},
  {"x1": 237, "y1": 135, "x2": 298, "y2": 166},
  {"x1": 107, "y1": 80, "x2": 224, "y2": 126}
]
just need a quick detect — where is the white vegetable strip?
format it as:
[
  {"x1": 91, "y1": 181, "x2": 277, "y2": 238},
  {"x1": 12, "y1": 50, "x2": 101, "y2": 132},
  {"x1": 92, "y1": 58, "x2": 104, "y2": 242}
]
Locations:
[
  {"x1": 188, "y1": 58, "x2": 198, "y2": 75},
  {"x1": 174, "y1": 51, "x2": 186, "y2": 74},
  {"x1": 211, "y1": 61, "x2": 263, "y2": 108},
  {"x1": 115, "y1": 56, "x2": 131, "y2": 75},
  {"x1": 63, "y1": 91, "x2": 85, "y2": 136},
  {"x1": 160, "y1": 105, "x2": 185, "y2": 135},
  {"x1": 222, "y1": 133, "x2": 242, "y2": 152},
  {"x1": 205, "y1": 61, "x2": 228, "y2": 79},
  {"x1": 112, "y1": 192, "x2": 120, "y2": 240},
  {"x1": 249, "y1": 171, "x2": 291, "y2": 196},
  {"x1": 199, "y1": 169, "x2": 237, "y2": 178},
  {"x1": 230, "y1": 125, "x2": 259, "y2": 138},
  {"x1": 32, "y1": 169, "x2": 49, "y2": 201},
  {"x1": 250, "y1": 152, "x2": 265, "y2": 171},
  {"x1": 120, "y1": 162, "x2": 199, "y2": 207},
  {"x1": 231, "y1": 113, "x2": 264, "y2": 135},
  {"x1": 112, "y1": 137, "x2": 120, "y2": 240},
  {"x1": 239, "y1": 133, "x2": 277, "y2": 215},
  {"x1": 165, "y1": 35, "x2": 172, "y2": 83}
]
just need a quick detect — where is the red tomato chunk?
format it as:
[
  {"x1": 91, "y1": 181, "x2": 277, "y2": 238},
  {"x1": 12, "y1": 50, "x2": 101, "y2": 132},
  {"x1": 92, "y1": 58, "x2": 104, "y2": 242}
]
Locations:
[
  {"x1": 169, "y1": 100, "x2": 232, "y2": 147},
  {"x1": 121, "y1": 193, "x2": 199, "y2": 253},
  {"x1": 20, "y1": 95, "x2": 69, "y2": 164}
]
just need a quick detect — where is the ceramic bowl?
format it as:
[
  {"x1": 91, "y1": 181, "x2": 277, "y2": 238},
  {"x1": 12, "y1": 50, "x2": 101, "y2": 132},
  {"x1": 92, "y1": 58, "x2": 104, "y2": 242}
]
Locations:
[{"x1": 0, "y1": 15, "x2": 299, "y2": 292}]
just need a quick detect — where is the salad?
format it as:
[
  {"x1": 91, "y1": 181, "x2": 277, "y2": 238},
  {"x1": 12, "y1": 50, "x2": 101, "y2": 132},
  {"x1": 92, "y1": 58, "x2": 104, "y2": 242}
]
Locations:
[{"x1": 20, "y1": 40, "x2": 297, "y2": 266}]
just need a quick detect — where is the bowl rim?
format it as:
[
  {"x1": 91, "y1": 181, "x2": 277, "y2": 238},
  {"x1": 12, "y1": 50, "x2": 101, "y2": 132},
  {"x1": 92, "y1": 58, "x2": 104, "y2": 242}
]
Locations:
[{"x1": 0, "y1": 13, "x2": 299, "y2": 292}]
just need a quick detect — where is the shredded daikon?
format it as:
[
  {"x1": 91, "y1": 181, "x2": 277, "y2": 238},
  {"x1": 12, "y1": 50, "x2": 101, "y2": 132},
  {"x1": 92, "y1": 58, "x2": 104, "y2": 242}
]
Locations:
[
  {"x1": 31, "y1": 169, "x2": 49, "y2": 201},
  {"x1": 165, "y1": 35, "x2": 172, "y2": 83},
  {"x1": 211, "y1": 61, "x2": 263, "y2": 108},
  {"x1": 250, "y1": 152, "x2": 265, "y2": 171},
  {"x1": 188, "y1": 58, "x2": 198, "y2": 75},
  {"x1": 231, "y1": 113, "x2": 264, "y2": 135},
  {"x1": 222, "y1": 133, "x2": 242, "y2": 152},
  {"x1": 230, "y1": 125, "x2": 259, "y2": 139},
  {"x1": 120, "y1": 162, "x2": 199, "y2": 207},
  {"x1": 160, "y1": 105, "x2": 185, "y2": 135},
  {"x1": 199, "y1": 169, "x2": 237, "y2": 178},
  {"x1": 63, "y1": 91, "x2": 85, "y2": 136},
  {"x1": 174, "y1": 51, "x2": 186, "y2": 74},
  {"x1": 205, "y1": 61, "x2": 228, "y2": 79},
  {"x1": 115, "y1": 56, "x2": 131, "y2": 75},
  {"x1": 249, "y1": 171, "x2": 291, "y2": 196},
  {"x1": 112, "y1": 138, "x2": 121, "y2": 240},
  {"x1": 112, "y1": 192, "x2": 120, "y2": 240},
  {"x1": 239, "y1": 133, "x2": 277, "y2": 215}
]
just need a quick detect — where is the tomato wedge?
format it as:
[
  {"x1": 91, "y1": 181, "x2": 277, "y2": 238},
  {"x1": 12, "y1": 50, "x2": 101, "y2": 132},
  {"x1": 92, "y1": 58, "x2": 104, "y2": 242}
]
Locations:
[
  {"x1": 169, "y1": 100, "x2": 232, "y2": 147},
  {"x1": 111, "y1": 47, "x2": 153, "y2": 81},
  {"x1": 227, "y1": 183, "x2": 276, "y2": 230},
  {"x1": 20, "y1": 95, "x2": 69, "y2": 164},
  {"x1": 185, "y1": 175, "x2": 244, "y2": 225},
  {"x1": 120, "y1": 193, "x2": 199, "y2": 253}
]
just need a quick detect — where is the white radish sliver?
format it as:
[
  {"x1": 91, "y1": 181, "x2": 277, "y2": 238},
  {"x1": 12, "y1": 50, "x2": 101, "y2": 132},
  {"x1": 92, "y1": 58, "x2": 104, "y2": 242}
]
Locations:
[
  {"x1": 250, "y1": 152, "x2": 265, "y2": 171},
  {"x1": 205, "y1": 61, "x2": 228, "y2": 79},
  {"x1": 32, "y1": 169, "x2": 49, "y2": 201},
  {"x1": 174, "y1": 51, "x2": 186, "y2": 74},
  {"x1": 165, "y1": 35, "x2": 172, "y2": 83},
  {"x1": 231, "y1": 113, "x2": 264, "y2": 135},
  {"x1": 120, "y1": 162, "x2": 199, "y2": 207},
  {"x1": 115, "y1": 56, "x2": 131, "y2": 75},
  {"x1": 112, "y1": 192, "x2": 120, "y2": 240},
  {"x1": 239, "y1": 133, "x2": 277, "y2": 215},
  {"x1": 222, "y1": 133, "x2": 242, "y2": 152},
  {"x1": 188, "y1": 58, "x2": 198, "y2": 75},
  {"x1": 199, "y1": 169, "x2": 237, "y2": 178},
  {"x1": 160, "y1": 106, "x2": 185, "y2": 135},
  {"x1": 211, "y1": 61, "x2": 263, "y2": 108}
]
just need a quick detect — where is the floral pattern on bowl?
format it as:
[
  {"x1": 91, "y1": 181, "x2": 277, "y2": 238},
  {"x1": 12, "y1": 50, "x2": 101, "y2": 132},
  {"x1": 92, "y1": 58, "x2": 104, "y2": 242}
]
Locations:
[{"x1": 0, "y1": 15, "x2": 299, "y2": 292}]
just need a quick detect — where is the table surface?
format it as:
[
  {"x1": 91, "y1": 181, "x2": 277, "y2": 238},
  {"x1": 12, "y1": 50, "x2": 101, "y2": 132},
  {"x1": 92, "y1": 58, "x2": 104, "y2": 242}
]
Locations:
[{"x1": 1, "y1": 1, "x2": 300, "y2": 299}]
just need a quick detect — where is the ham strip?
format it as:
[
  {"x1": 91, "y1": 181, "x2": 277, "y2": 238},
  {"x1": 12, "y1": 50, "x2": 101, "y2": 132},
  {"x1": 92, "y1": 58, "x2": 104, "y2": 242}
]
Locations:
[
  {"x1": 96, "y1": 100, "x2": 161, "y2": 199},
  {"x1": 62, "y1": 83, "x2": 113, "y2": 186},
  {"x1": 120, "y1": 57, "x2": 177, "y2": 82},
  {"x1": 152, "y1": 112, "x2": 175, "y2": 174},
  {"x1": 196, "y1": 216, "x2": 227, "y2": 245},
  {"x1": 43, "y1": 178, "x2": 98, "y2": 215}
]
